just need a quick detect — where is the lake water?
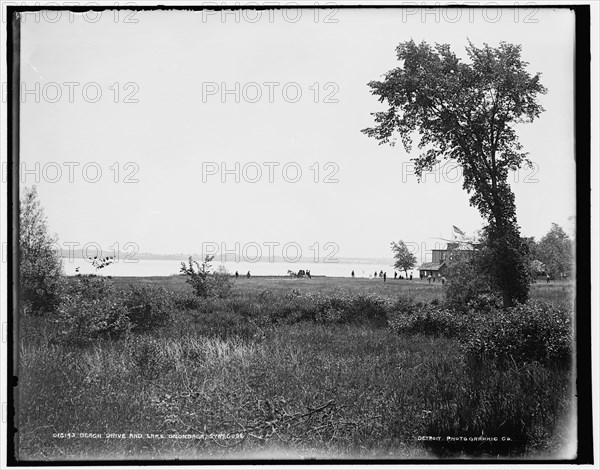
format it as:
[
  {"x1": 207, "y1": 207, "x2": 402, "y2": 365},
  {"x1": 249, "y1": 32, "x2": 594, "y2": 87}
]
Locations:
[{"x1": 62, "y1": 258, "x2": 420, "y2": 279}]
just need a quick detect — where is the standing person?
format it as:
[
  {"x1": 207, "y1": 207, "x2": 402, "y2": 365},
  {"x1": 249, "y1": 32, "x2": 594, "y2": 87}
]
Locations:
[
  {"x1": 374, "y1": 271, "x2": 377, "y2": 278},
  {"x1": 383, "y1": 272, "x2": 387, "y2": 283},
  {"x1": 427, "y1": 274, "x2": 432, "y2": 284},
  {"x1": 546, "y1": 273, "x2": 550, "y2": 284},
  {"x1": 394, "y1": 271, "x2": 398, "y2": 279},
  {"x1": 246, "y1": 271, "x2": 251, "y2": 279},
  {"x1": 379, "y1": 270, "x2": 383, "y2": 278},
  {"x1": 441, "y1": 276, "x2": 446, "y2": 286},
  {"x1": 409, "y1": 273, "x2": 413, "y2": 281},
  {"x1": 352, "y1": 270, "x2": 355, "y2": 278},
  {"x1": 235, "y1": 271, "x2": 239, "y2": 279},
  {"x1": 307, "y1": 270, "x2": 312, "y2": 279}
]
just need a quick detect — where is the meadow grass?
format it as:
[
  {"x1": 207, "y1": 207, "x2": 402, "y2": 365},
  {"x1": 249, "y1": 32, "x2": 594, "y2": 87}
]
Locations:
[
  {"x1": 17, "y1": 276, "x2": 575, "y2": 460},
  {"x1": 110, "y1": 274, "x2": 572, "y2": 305}
]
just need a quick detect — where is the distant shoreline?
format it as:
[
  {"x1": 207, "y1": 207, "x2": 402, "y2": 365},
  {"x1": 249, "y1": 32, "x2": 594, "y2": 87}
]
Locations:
[{"x1": 60, "y1": 254, "x2": 396, "y2": 265}]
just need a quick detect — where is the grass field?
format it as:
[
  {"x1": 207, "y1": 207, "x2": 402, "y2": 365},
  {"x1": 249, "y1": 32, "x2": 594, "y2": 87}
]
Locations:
[
  {"x1": 110, "y1": 274, "x2": 574, "y2": 307},
  {"x1": 17, "y1": 276, "x2": 575, "y2": 461}
]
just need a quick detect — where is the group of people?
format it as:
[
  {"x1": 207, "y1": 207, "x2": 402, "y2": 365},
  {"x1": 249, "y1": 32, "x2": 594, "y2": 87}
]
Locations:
[
  {"x1": 235, "y1": 268, "x2": 447, "y2": 284},
  {"x1": 392, "y1": 271, "x2": 412, "y2": 281},
  {"x1": 420, "y1": 272, "x2": 447, "y2": 285},
  {"x1": 351, "y1": 270, "x2": 413, "y2": 282},
  {"x1": 233, "y1": 269, "x2": 448, "y2": 284}
]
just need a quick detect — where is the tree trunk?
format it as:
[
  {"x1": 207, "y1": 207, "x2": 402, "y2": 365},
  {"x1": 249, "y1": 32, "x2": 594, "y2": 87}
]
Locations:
[{"x1": 501, "y1": 290, "x2": 513, "y2": 308}]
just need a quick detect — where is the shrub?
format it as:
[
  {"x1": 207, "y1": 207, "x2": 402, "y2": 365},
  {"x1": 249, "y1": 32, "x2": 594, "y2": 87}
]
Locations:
[
  {"x1": 391, "y1": 295, "x2": 419, "y2": 315},
  {"x1": 272, "y1": 292, "x2": 389, "y2": 327},
  {"x1": 65, "y1": 274, "x2": 113, "y2": 300},
  {"x1": 485, "y1": 225, "x2": 533, "y2": 306},
  {"x1": 180, "y1": 256, "x2": 233, "y2": 299},
  {"x1": 121, "y1": 284, "x2": 171, "y2": 332},
  {"x1": 191, "y1": 300, "x2": 261, "y2": 341},
  {"x1": 171, "y1": 291, "x2": 204, "y2": 310},
  {"x1": 333, "y1": 293, "x2": 389, "y2": 327},
  {"x1": 180, "y1": 255, "x2": 213, "y2": 298},
  {"x1": 211, "y1": 266, "x2": 234, "y2": 298},
  {"x1": 57, "y1": 295, "x2": 131, "y2": 344},
  {"x1": 443, "y1": 252, "x2": 501, "y2": 313},
  {"x1": 227, "y1": 298, "x2": 261, "y2": 318},
  {"x1": 56, "y1": 275, "x2": 131, "y2": 344},
  {"x1": 463, "y1": 301, "x2": 573, "y2": 367},
  {"x1": 388, "y1": 303, "x2": 466, "y2": 338},
  {"x1": 258, "y1": 288, "x2": 277, "y2": 303},
  {"x1": 315, "y1": 306, "x2": 345, "y2": 324},
  {"x1": 263, "y1": 293, "x2": 321, "y2": 324},
  {"x1": 389, "y1": 297, "x2": 572, "y2": 367}
]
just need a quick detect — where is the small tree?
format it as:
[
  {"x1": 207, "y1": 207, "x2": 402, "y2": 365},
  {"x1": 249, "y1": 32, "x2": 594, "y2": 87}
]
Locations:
[
  {"x1": 390, "y1": 240, "x2": 417, "y2": 278},
  {"x1": 180, "y1": 255, "x2": 233, "y2": 298},
  {"x1": 537, "y1": 223, "x2": 573, "y2": 279},
  {"x1": 19, "y1": 186, "x2": 64, "y2": 315},
  {"x1": 181, "y1": 255, "x2": 213, "y2": 298}
]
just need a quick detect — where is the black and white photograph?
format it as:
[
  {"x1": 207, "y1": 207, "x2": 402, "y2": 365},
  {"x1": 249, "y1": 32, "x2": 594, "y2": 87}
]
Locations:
[{"x1": 2, "y1": 1, "x2": 597, "y2": 465}]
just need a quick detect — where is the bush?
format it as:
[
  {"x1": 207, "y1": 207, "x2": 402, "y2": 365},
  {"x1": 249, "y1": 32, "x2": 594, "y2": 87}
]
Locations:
[
  {"x1": 391, "y1": 295, "x2": 418, "y2": 315},
  {"x1": 485, "y1": 225, "x2": 532, "y2": 306},
  {"x1": 443, "y1": 252, "x2": 501, "y2": 313},
  {"x1": 180, "y1": 256, "x2": 233, "y2": 299},
  {"x1": 56, "y1": 275, "x2": 130, "y2": 344},
  {"x1": 388, "y1": 297, "x2": 572, "y2": 367},
  {"x1": 211, "y1": 266, "x2": 234, "y2": 298},
  {"x1": 121, "y1": 284, "x2": 171, "y2": 332},
  {"x1": 171, "y1": 291, "x2": 204, "y2": 310},
  {"x1": 321, "y1": 293, "x2": 389, "y2": 327},
  {"x1": 57, "y1": 294, "x2": 131, "y2": 345},
  {"x1": 65, "y1": 274, "x2": 113, "y2": 300},
  {"x1": 463, "y1": 301, "x2": 573, "y2": 367},
  {"x1": 58, "y1": 278, "x2": 175, "y2": 339},
  {"x1": 226, "y1": 298, "x2": 262, "y2": 318},
  {"x1": 262, "y1": 293, "x2": 321, "y2": 324},
  {"x1": 179, "y1": 291, "x2": 391, "y2": 329},
  {"x1": 191, "y1": 299, "x2": 262, "y2": 341},
  {"x1": 388, "y1": 302, "x2": 466, "y2": 338},
  {"x1": 266, "y1": 292, "x2": 389, "y2": 327}
]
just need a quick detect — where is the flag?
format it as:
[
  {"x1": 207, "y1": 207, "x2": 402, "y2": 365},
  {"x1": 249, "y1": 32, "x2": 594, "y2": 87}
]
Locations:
[{"x1": 452, "y1": 225, "x2": 465, "y2": 239}]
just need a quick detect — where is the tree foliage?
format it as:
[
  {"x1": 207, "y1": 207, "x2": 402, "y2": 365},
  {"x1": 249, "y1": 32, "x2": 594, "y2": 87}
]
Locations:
[
  {"x1": 363, "y1": 40, "x2": 546, "y2": 306},
  {"x1": 180, "y1": 255, "x2": 233, "y2": 298},
  {"x1": 19, "y1": 186, "x2": 64, "y2": 315},
  {"x1": 536, "y1": 223, "x2": 573, "y2": 279},
  {"x1": 444, "y1": 240, "x2": 502, "y2": 313},
  {"x1": 390, "y1": 240, "x2": 417, "y2": 277}
]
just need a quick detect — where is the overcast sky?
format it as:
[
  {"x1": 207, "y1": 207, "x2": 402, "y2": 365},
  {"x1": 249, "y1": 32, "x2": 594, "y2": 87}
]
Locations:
[{"x1": 18, "y1": 6, "x2": 576, "y2": 261}]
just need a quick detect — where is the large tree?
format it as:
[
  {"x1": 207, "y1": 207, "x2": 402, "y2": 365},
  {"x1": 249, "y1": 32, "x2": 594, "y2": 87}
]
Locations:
[
  {"x1": 537, "y1": 223, "x2": 573, "y2": 279},
  {"x1": 363, "y1": 40, "x2": 546, "y2": 306},
  {"x1": 390, "y1": 240, "x2": 417, "y2": 278},
  {"x1": 20, "y1": 186, "x2": 64, "y2": 314}
]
